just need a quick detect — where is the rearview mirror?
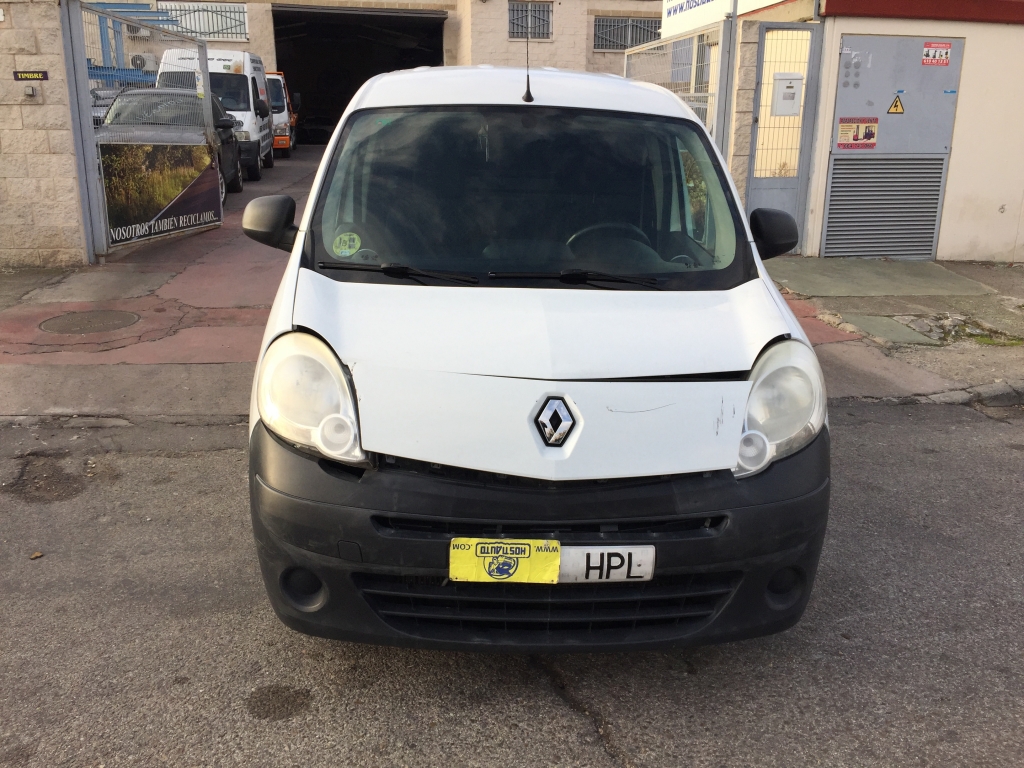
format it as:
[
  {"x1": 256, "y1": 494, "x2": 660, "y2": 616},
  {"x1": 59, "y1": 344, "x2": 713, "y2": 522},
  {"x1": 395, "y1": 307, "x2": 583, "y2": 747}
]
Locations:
[
  {"x1": 291, "y1": 93, "x2": 301, "y2": 112},
  {"x1": 243, "y1": 195, "x2": 298, "y2": 252},
  {"x1": 215, "y1": 117, "x2": 235, "y2": 130},
  {"x1": 749, "y1": 208, "x2": 799, "y2": 260},
  {"x1": 255, "y1": 99, "x2": 270, "y2": 119}
]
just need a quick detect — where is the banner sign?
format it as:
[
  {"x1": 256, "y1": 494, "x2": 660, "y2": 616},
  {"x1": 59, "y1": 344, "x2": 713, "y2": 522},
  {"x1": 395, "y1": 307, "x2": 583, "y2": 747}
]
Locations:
[
  {"x1": 99, "y1": 143, "x2": 222, "y2": 247},
  {"x1": 662, "y1": 0, "x2": 778, "y2": 38}
]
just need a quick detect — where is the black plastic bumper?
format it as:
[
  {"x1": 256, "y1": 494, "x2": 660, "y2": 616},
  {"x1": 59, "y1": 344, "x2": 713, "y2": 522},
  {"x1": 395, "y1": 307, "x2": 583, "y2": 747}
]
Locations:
[
  {"x1": 249, "y1": 422, "x2": 830, "y2": 652},
  {"x1": 238, "y1": 139, "x2": 260, "y2": 166}
]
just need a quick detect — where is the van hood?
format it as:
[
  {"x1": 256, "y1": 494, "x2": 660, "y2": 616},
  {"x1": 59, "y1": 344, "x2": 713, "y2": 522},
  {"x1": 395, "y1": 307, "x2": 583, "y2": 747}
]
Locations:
[
  {"x1": 292, "y1": 268, "x2": 788, "y2": 380},
  {"x1": 289, "y1": 269, "x2": 790, "y2": 479}
]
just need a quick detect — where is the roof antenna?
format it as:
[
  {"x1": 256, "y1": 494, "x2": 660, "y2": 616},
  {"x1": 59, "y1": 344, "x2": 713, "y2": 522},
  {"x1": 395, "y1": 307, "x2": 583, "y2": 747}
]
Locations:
[{"x1": 522, "y1": 10, "x2": 534, "y2": 103}]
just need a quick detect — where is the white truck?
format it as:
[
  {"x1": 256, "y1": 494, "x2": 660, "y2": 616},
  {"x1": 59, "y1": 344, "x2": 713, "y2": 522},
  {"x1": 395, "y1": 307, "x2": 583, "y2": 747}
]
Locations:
[{"x1": 157, "y1": 48, "x2": 273, "y2": 180}]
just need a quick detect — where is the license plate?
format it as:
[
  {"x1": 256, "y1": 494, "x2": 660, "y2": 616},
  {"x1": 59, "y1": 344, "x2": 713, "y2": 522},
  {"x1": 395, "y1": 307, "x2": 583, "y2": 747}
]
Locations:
[
  {"x1": 448, "y1": 539, "x2": 655, "y2": 584},
  {"x1": 558, "y1": 546, "x2": 655, "y2": 583}
]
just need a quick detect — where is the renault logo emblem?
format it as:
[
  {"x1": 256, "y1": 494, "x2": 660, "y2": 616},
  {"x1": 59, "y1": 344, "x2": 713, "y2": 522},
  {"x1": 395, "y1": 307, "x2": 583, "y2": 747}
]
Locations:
[{"x1": 535, "y1": 397, "x2": 576, "y2": 446}]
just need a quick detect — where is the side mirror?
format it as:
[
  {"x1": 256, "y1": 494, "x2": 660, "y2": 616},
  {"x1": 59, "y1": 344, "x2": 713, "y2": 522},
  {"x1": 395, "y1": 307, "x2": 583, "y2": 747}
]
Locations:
[
  {"x1": 215, "y1": 117, "x2": 235, "y2": 130},
  {"x1": 749, "y1": 208, "x2": 799, "y2": 260},
  {"x1": 291, "y1": 93, "x2": 301, "y2": 112},
  {"x1": 255, "y1": 99, "x2": 270, "y2": 119},
  {"x1": 243, "y1": 195, "x2": 298, "y2": 252}
]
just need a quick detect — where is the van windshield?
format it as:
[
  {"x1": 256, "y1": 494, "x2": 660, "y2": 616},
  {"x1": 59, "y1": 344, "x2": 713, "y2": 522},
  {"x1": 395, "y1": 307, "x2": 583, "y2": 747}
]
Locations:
[
  {"x1": 267, "y1": 79, "x2": 286, "y2": 113},
  {"x1": 210, "y1": 73, "x2": 250, "y2": 112},
  {"x1": 311, "y1": 106, "x2": 754, "y2": 291}
]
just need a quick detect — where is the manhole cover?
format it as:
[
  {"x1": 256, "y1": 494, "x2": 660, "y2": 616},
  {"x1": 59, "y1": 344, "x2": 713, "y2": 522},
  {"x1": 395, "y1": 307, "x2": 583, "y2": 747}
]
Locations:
[{"x1": 39, "y1": 310, "x2": 140, "y2": 335}]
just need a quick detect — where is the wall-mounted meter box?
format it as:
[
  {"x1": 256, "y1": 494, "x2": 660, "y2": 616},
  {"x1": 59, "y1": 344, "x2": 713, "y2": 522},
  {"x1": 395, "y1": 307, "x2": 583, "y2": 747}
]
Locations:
[{"x1": 771, "y1": 73, "x2": 804, "y2": 117}]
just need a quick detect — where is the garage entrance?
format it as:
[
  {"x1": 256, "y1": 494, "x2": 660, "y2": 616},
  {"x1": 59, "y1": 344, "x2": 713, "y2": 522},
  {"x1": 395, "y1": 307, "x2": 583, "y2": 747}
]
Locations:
[{"x1": 272, "y1": 5, "x2": 446, "y2": 143}]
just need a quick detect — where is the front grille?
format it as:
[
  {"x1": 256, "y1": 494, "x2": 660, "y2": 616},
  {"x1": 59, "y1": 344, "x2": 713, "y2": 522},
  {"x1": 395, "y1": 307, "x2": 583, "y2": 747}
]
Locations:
[
  {"x1": 376, "y1": 454, "x2": 726, "y2": 490},
  {"x1": 372, "y1": 514, "x2": 728, "y2": 541},
  {"x1": 354, "y1": 571, "x2": 740, "y2": 644}
]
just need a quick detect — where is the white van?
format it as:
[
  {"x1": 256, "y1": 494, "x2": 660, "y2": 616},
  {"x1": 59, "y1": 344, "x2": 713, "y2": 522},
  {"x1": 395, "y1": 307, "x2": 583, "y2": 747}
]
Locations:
[
  {"x1": 240, "y1": 67, "x2": 829, "y2": 652},
  {"x1": 157, "y1": 48, "x2": 273, "y2": 181}
]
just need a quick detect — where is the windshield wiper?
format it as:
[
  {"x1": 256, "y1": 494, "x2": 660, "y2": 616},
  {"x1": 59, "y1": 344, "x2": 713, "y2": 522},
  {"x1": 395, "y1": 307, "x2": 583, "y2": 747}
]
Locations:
[
  {"x1": 487, "y1": 269, "x2": 661, "y2": 290},
  {"x1": 317, "y1": 261, "x2": 478, "y2": 285}
]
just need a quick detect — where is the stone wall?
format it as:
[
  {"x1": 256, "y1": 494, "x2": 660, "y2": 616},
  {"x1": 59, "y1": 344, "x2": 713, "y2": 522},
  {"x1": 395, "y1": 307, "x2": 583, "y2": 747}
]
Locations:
[
  {"x1": 725, "y1": 19, "x2": 760, "y2": 209},
  {"x1": 0, "y1": 0, "x2": 88, "y2": 267}
]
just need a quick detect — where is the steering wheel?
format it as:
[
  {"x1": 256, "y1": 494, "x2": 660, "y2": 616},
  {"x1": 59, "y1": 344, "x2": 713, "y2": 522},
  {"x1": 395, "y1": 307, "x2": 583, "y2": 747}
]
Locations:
[{"x1": 566, "y1": 222, "x2": 651, "y2": 250}]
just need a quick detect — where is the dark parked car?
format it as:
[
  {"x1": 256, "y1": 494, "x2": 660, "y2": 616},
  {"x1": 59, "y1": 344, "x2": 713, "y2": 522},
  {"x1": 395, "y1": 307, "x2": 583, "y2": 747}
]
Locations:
[{"x1": 95, "y1": 88, "x2": 244, "y2": 203}]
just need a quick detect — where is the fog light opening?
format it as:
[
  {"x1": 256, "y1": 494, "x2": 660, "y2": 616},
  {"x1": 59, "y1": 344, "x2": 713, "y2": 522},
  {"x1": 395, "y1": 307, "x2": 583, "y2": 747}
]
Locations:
[
  {"x1": 765, "y1": 566, "x2": 804, "y2": 611},
  {"x1": 736, "y1": 430, "x2": 771, "y2": 474},
  {"x1": 280, "y1": 567, "x2": 328, "y2": 612}
]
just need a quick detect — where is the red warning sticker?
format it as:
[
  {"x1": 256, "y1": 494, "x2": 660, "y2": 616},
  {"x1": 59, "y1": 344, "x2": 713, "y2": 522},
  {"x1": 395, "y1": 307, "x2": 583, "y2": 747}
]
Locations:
[{"x1": 923, "y1": 42, "x2": 951, "y2": 66}]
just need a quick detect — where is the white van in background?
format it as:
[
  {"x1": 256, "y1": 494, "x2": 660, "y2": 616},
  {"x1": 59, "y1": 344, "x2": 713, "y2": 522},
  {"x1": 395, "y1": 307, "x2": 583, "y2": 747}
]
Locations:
[{"x1": 157, "y1": 48, "x2": 274, "y2": 181}]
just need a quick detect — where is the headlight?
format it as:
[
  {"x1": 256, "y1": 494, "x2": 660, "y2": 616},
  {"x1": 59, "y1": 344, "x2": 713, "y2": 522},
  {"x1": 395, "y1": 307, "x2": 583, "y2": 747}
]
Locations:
[
  {"x1": 234, "y1": 130, "x2": 250, "y2": 142},
  {"x1": 256, "y1": 333, "x2": 366, "y2": 464},
  {"x1": 734, "y1": 340, "x2": 826, "y2": 478},
  {"x1": 273, "y1": 124, "x2": 290, "y2": 136}
]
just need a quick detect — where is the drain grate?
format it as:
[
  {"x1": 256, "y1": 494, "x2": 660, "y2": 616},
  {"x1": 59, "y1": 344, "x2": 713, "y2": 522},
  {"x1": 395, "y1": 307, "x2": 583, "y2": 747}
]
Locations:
[{"x1": 39, "y1": 310, "x2": 140, "y2": 335}]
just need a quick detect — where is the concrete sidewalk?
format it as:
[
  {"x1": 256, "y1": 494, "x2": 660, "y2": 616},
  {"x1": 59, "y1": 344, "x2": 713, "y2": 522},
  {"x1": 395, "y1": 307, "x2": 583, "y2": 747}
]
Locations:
[
  {"x1": 0, "y1": 146, "x2": 322, "y2": 367},
  {"x1": 767, "y1": 257, "x2": 1024, "y2": 404},
  {"x1": 0, "y1": 147, "x2": 323, "y2": 418}
]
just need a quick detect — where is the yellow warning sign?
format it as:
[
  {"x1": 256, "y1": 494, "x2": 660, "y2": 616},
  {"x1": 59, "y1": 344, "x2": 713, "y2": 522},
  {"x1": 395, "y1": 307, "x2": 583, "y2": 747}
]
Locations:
[{"x1": 888, "y1": 95, "x2": 905, "y2": 115}]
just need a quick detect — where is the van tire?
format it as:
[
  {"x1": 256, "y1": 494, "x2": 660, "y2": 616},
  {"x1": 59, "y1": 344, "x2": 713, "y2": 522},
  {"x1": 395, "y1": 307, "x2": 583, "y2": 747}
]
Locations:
[
  {"x1": 247, "y1": 156, "x2": 262, "y2": 182},
  {"x1": 263, "y1": 149, "x2": 275, "y2": 169},
  {"x1": 280, "y1": 146, "x2": 291, "y2": 159}
]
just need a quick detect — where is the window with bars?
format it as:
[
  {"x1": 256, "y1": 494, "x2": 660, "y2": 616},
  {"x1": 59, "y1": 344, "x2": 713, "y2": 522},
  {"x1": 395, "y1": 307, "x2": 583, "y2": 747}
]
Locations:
[
  {"x1": 509, "y1": 2, "x2": 552, "y2": 40},
  {"x1": 157, "y1": 2, "x2": 248, "y2": 42},
  {"x1": 594, "y1": 17, "x2": 661, "y2": 51}
]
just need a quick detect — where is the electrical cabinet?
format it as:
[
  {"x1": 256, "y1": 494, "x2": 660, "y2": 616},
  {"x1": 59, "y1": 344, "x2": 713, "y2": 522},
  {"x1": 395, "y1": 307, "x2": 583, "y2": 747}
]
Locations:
[{"x1": 822, "y1": 35, "x2": 964, "y2": 260}]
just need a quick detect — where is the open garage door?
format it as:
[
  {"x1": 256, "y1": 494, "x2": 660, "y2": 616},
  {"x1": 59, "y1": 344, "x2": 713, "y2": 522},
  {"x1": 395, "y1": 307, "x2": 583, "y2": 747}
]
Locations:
[{"x1": 272, "y1": 5, "x2": 446, "y2": 144}]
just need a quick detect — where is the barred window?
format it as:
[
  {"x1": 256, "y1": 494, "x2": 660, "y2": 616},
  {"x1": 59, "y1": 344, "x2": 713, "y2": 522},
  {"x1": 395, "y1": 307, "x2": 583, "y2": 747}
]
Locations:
[
  {"x1": 157, "y1": 2, "x2": 249, "y2": 42},
  {"x1": 509, "y1": 2, "x2": 552, "y2": 40},
  {"x1": 594, "y1": 17, "x2": 661, "y2": 51}
]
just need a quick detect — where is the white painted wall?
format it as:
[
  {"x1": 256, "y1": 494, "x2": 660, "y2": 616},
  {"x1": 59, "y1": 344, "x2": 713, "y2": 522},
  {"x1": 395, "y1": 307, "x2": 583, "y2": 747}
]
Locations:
[{"x1": 805, "y1": 16, "x2": 1024, "y2": 262}]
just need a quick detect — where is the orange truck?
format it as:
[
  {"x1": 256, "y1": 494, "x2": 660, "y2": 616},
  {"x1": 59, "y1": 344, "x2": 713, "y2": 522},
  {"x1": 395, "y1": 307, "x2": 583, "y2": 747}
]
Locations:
[{"x1": 267, "y1": 72, "x2": 300, "y2": 157}]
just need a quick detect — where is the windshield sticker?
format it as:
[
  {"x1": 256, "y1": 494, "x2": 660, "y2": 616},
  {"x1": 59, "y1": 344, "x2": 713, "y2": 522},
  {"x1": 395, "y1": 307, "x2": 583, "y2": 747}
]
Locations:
[
  {"x1": 923, "y1": 42, "x2": 951, "y2": 66},
  {"x1": 837, "y1": 117, "x2": 877, "y2": 149},
  {"x1": 333, "y1": 232, "x2": 361, "y2": 257}
]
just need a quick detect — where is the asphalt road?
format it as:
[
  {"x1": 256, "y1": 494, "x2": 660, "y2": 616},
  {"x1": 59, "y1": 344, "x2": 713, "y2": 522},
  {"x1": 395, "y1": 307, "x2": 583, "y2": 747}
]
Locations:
[{"x1": 1, "y1": 402, "x2": 1023, "y2": 767}]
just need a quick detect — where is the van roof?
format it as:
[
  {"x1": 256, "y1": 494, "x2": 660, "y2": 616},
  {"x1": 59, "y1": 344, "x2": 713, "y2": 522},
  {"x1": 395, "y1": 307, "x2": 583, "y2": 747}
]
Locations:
[
  {"x1": 351, "y1": 66, "x2": 697, "y2": 121},
  {"x1": 207, "y1": 49, "x2": 261, "y2": 60}
]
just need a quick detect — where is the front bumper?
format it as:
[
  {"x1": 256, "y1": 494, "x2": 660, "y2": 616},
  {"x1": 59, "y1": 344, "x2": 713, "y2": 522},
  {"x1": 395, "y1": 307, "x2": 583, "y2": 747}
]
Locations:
[
  {"x1": 238, "y1": 139, "x2": 261, "y2": 166},
  {"x1": 273, "y1": 134, "x2": 291, "y2": 149},
  {"x1": 249, "y1": 422, "x2": 830, "y2": 652}
]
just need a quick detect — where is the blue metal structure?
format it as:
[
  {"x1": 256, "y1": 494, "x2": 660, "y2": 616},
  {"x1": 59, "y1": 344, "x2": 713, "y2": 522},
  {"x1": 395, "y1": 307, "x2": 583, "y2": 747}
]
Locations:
[{"x1": 85, "y1": 3, "x2": 181, "y2": 87}]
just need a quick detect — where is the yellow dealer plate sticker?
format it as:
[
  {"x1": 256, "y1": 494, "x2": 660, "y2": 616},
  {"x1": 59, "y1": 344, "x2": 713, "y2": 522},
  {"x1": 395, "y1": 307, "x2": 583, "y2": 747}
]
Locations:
[{"x1": 449, "y1": 538, "x2": 560, "y2": 584}]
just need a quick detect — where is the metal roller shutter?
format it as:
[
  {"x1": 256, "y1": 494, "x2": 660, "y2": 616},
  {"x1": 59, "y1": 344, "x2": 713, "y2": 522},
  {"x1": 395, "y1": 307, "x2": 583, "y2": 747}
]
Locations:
[{"x1": 821, "y1": 156, "x2": 947, "y2": 260}]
